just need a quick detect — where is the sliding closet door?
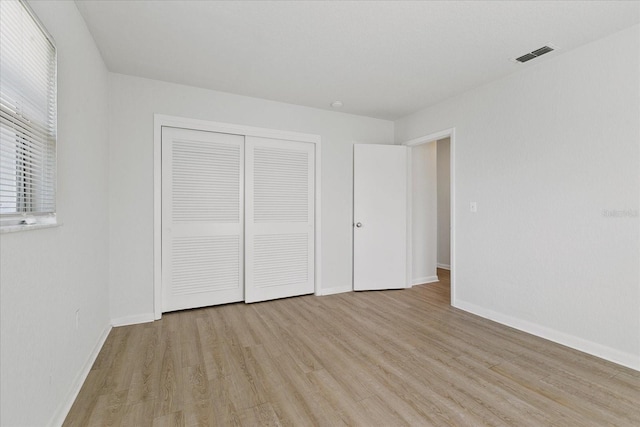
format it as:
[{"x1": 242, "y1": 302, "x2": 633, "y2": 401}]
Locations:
[
  {"x1": 245, "y1": 137, "x2": 315, "y2": 303},
  {"x1": 162, "y1": 127, "x2": 244, "y2": 312}
]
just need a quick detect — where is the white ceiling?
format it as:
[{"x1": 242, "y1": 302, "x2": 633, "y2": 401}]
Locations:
[{"x1": 75, "y1": 1, "x2": 640, "y2": 120}]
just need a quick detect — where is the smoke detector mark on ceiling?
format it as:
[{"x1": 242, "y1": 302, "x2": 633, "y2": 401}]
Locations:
[{"x1": 512, "y1": 44, "x2": 559, "y2": 63}]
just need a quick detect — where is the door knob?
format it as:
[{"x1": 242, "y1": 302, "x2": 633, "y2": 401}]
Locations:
[{"x1": 355, "y1": 222, "x2": 363, "y2": 228}]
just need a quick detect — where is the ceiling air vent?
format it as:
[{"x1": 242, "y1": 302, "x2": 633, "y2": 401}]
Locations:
[
  {"x1": 515, "y1": 53, "x2": 537, "y2": 63},
  {"x1": 513, "y1": 44, "x2": 557, "y2": 63}
]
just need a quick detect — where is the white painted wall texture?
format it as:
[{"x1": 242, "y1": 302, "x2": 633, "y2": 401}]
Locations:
[
  {"x1": 108, "y1": 74, "x2": 394, "y2": 323},
  {"x1": 0, "y1": 2, "x2": 111, "y2": 426},
  {"x1": 410, "y1": 142, "x2": 438, "y2": 284},
  {"x1": 395, "y1": 25, "x2": 640, "y2": 369},
  {"x1": 437, "y1": 138, "x2": 451, "y2": 268}
]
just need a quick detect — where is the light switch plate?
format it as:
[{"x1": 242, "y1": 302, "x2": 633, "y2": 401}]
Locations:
[{"x1": 470, "y1": 201, "x2": 478, "y2": 213}]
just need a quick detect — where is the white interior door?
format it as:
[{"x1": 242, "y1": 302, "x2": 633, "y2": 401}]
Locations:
[
  {"x1": 162, "y1": 127, "x2": 244, "y2": 312},
  {"x1": 353, "y1": 144, "x2": 408, "y2": 290},
  {"x1": 245, "y1": 136, "x2": 315, "y2": 303}
]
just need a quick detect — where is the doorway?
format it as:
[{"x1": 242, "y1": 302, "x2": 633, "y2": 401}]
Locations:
[
  {"x1": 403, "y1": 128, "x2": 456, "y2": 304},
  {"x1": 436, "y1": 138, "x2": 451, "y2": 272}
]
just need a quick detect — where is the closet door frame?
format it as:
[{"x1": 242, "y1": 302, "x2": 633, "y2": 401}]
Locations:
[{"x1": 153, "y1": 114, "x2": 322, "y2": 320}]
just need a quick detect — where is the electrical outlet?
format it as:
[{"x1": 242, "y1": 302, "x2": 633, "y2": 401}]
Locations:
[{"x1": 470, "y1": 201, "x2": 478, "y2": 213}]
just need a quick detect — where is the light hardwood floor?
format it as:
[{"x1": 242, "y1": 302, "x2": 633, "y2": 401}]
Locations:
[{"x1": 64, "y1": 269, "x2": 640, "y2": 426}]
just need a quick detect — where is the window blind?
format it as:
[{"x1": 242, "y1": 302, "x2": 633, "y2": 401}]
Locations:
[{"x1": 0, "y1": 0, "x2": 56, "y2": 218}]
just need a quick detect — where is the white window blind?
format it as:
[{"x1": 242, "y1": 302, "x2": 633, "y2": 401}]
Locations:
[{"x1": 0, "y1": 0, "x2": 56, "y2": 221}]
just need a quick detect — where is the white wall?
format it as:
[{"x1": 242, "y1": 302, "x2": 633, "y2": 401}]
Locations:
[
  {"x1": 395, "y1": 25, "x2": 640, "y2": 369},
  {"x1": 108, "y1": 74, "x2": 394, "y2": 322},
  {"x1": 410, "y1": 142, "x2": 438, "y2": 284},
  {"x1": 0, "y1": 2, "x2": 111, "y2": 426},
  {"x1": 437, "y1": 138, "x2": 451, "y2": 268}
]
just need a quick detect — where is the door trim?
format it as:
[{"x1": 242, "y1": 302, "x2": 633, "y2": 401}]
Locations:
[
  {"x1": 401, "y1": 127, "x2": 456, "y2": 307},
  {"x1": 153, "y1": 114, "x2": 322, "y2": 320}
]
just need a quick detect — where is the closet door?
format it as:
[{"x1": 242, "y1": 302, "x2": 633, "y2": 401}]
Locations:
[
  {"x1": 245, "y1": 137, "x2": 315, "y2": 303},
  {"x1": 162, "y1": 127, "x2": 244, "y2": 312}
]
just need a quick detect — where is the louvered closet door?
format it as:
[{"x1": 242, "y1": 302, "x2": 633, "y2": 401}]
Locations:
[
  {"x1": 245, "y1": 137, "x2": 315, "y2": 303},
  {"x1": 162, "y1": 127, "x2": 244, "y2": 312}
]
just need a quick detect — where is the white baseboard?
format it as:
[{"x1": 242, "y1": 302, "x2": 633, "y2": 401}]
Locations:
[
  {"x1": 50, "y1": 324, "x2": 111, "y2": 427},
  {"x1": 111, "y1": 313, "x2": 155, "y2": 327},
  {"x1": 453, "y1": 299, "x2": 640, "y2": 372},
  {"x1": 317, "y1": 286, "x2": 352, "y2": 296},
  {"x1": 411, "y1": 275, "x2": 439, "y2": 286},
  {"x1": 437, "y1": 263, "x2": 451, "y2": 270}
]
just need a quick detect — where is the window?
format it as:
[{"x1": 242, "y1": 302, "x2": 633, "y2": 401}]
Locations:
[{"x1": 0, "y1": 0, "x2": 57, "y2": 229}]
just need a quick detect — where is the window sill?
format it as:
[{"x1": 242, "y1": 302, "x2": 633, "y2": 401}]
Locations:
[{"x1": 1, "y1": 222, "x2": 62, "y2": 234}]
